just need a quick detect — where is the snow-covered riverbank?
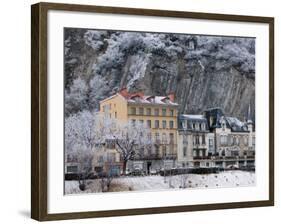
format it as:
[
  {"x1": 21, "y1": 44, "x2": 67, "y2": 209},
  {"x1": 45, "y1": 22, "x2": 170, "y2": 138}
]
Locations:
[{"x1": 65, "y1": 170, "x2": 255, "y2": 194}]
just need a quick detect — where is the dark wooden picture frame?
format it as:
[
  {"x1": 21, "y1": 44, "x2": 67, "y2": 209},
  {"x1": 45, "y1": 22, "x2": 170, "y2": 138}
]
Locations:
[{"x1": 31, "y1": 2, "x2": 274, "y2": 221}]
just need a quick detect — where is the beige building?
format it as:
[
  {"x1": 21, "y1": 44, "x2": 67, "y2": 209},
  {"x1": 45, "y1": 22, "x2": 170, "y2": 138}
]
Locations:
[
  {"x1": 91, "y1": 139, "x2": 123, "y2": 176},
  {"x1": 99, "y1": 88, "x2": 179, "y2": 173}
]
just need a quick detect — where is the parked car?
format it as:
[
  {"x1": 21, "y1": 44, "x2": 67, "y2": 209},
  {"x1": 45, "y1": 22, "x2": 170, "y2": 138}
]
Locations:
[{"x1": 131, "y1": 168, "x2": 144, "y2": 176}]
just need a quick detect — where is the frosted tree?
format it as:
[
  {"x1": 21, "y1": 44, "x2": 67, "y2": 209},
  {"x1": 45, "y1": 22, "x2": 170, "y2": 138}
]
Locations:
[
  {"x1": 65, "y1": 110, "x2": 97, "y2": 190},
  {"x1": 108, "y1": 120, "x2": 154, "y2": 174},
  {"x1": 88, "y1": 75, "x2": 110, "y2": 111},
  {"x1": 65, "y1": 77, "x2": 89, "y2": 116}
]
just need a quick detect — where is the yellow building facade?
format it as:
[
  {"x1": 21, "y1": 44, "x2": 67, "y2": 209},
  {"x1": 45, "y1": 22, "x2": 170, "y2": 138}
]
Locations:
[{"x1": 99, "y1": 88, "x2": 178, "y2": 159}]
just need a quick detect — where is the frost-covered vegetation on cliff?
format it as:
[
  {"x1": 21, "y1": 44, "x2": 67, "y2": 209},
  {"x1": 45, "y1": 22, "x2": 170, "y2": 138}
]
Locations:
[{"x1": 64, "y1": 28, "x2": 255, "y2": 120}]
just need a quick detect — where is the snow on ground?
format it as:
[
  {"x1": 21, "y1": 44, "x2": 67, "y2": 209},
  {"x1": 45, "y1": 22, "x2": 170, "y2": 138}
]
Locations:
[{"x1": 65, "y1": 170, "x2": 255, "y2": 195}]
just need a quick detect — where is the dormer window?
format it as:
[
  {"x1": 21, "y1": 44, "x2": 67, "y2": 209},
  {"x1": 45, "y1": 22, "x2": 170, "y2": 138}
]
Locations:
[
  {"x1": 182, "y1": 121, "x2": 187, "y2": 129},
  {"x1": 220, "y1": 118, "x2": 226, "y2": 131},
  {"x1": 201, "y1": 123, "x2": 205, "y2": 130},
  {"x1": 162, "y1": 98, "x2": 169, "y2": 103},
  {"x1": 147, "y1": 96, "x2": 155, "y2": 103},
  {"x1": 195, "y1": 123, "x2": 199, "y2": 130},
  {"x1": 131, "y1": 95, "x2": 141, "y2": 102}
]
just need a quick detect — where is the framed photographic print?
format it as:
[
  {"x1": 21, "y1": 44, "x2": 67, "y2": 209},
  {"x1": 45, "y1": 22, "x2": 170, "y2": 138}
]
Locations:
[{"x1": 31, "y1": 2, "x2": 274, "y2": 221}]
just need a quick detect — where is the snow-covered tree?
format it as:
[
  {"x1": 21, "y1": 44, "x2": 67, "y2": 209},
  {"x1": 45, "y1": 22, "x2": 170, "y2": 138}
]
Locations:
[
  {"x1": 109, "y1": 120, "x2": 154, "y2": 174},
  {"x1": 65, "y1": 77, "x2": 89, "y2": 116},
  {"x1": 65, "y1": 110, "x2": 97, "y2": 190},
  {"x1": 88, "y1": 75, "x2": 110, "y2": 111}
]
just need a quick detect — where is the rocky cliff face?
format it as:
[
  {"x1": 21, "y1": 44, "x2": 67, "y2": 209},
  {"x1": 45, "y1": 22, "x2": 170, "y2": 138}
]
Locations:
[{"x1": 64, "y1": 28, "x2": 255, "y2": 121}]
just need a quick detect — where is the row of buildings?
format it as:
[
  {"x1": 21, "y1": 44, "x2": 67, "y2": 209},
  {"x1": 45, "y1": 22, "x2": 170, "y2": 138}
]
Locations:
[{"x1": 65, "y1": 88, "x2": 255, "y2": 176}]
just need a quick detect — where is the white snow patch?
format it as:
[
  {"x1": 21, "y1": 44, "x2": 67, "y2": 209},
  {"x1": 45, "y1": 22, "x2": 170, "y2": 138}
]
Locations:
[{"x1": 65, "y1": 171, "x2": 255, "y2": 194}]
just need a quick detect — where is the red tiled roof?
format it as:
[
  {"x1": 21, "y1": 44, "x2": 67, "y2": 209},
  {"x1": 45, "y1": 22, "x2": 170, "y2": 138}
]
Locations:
[{"x1": 118, "y1": 88, "x2": 177, "y2": 105}]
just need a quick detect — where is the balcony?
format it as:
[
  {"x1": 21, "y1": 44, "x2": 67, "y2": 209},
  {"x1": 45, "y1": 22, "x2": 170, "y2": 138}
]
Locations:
[
  {"x1": 134, "y1": 153, "x2": 177, "y2": 161},
  {"x1": 193, "y1": 156, "x2": 211, "y2": 160}
]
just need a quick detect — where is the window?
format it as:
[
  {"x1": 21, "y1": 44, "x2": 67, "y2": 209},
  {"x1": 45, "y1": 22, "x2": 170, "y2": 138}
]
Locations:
[
  {"x1": 67, "y1": 165, "x2": 78, "y2": 173},
  {"x1": 162, "y1": 120, "x2": 167, "y2": 129},
  {"x1": 182, "y1": 121, "x2": 187, "y2": 129},
  {"x1": 147, "y1": 120, "x2": 151, "y2": 128},
  {"x1": 202, "y1": 135, "x2": 206, "y2": 145},
  {"x1": 130, "y1": 107, "x2": 136, "y2": 115},
  {"x1": 231, "y1": 151, "x2": 239, "y2": 156},
  {"x1": 155, "y1": 120, "x2": 159, "y2": 128},
  {"x1": 230, "y1": 136, "x2": 234, "y2": 145},
  {"x1": 221, "y1": 120, "x2": 226, "y2": 131},
  {"x1": 139, "y1": 107, "x2": 144, "y2": 115},
  {"x1": 202, "y1": 149, "x2": 206, "y2": 157},
  {"x1": 169, "y1": 120, "x2": 174, "y2": 129},
  {"x1": 115, "y1": 112, "x2": 117, "y2": 118},
  {"x1": 169, "y1": 133, "x2": 174, "y2": 144},
  {"x1": 162, "y1": 133, "x2": 167, "y2": 144},
  {"x1": 154, "y1": 108, "x2": 159, "y2": 116},
  {"x1": 162, "y1": 108, "x2": 166, "y2": 116},
  {"x1": 220, "y1": 135, "x2": 227, "y2": 145},
  {"x1": 106, "y1": 139, "x2": 115, "y2": 149},
  {"x1": 98, "y1": 156, "x2": 104, "y2": 163},
  {"x1": 139, "y1": 120, "x2": 144, "y2": 125},
  {"x1": 244, "y1": 136, "x2": 248, "y2": 145},
  {"x1": 131, "y1": 119, "x2": 136, "y2": 126},
  {"x1": 146, "y1": 108, "x2": 151, "y2": 115},
  {"x1": 202, "y1": 123, "x2": 205, "y2": 130},
  {"x1": 210, "y1": 116, "x2": 214, "y2": 126},
  {"x1": 162, "y1": 146, "x2": 167, "y2": 156},
  {"x1": 235, "y1": 136, "x2": 240, "y2": 145},
  {"x1": 192, "y1": 123, "x2": 195, "y2": 129},
  {"x1": 209, "y1": 139, "x2": 213, "y2": 146},
  {"x1": 170, "y1": 109, "x2": 174, "y2": 116},
  {"x1": 107, "y1": 153, "x2": 115, "y2": 162},
  {"x1": 183, "y1": 147, "x2": 187, "y2": 157},
  {"x1": 183, "y1": 135, "x2": 188, "y2": 144},
  {"x1": 155, "y1": 133, "x2": 160, "y2": 143},
  {"x1": 193, "y1": 150, "x2": 197, "y2": 157},
  {"x1": 195, "y1": 135, "x2": 200, "y2": 145},
  {"x1": 155, "y1": 145, "x2": 160, "y2": 155}
]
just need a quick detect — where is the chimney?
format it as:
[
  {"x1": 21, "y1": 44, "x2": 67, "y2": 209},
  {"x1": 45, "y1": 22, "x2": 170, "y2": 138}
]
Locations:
[
  {"x1": 168, "y1": 93, "x2": 175, "y2": 102},
  {"x1": 119, "y1": 87, "x2": 129, "y2": 98}
]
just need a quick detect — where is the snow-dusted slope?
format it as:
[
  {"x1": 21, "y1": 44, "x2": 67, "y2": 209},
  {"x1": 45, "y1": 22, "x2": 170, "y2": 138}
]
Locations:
[{"x1": 64, "y1": 29, "x2": 255, "y2": 120}]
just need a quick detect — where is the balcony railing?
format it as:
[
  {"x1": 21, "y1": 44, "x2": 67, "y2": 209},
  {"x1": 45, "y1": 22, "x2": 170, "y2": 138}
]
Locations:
[
  {"x1": 193, "y1": 156, "x2": 210, "y2": 160},
  {"x1": 134, "y1": 153, "x2": 177, "y2": 160}
]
